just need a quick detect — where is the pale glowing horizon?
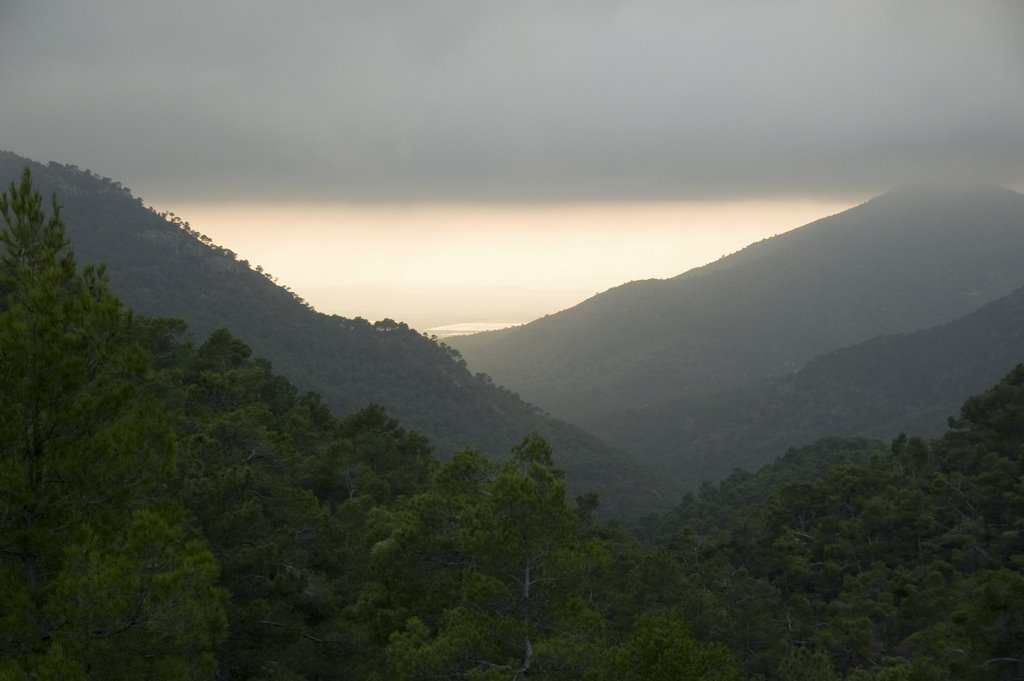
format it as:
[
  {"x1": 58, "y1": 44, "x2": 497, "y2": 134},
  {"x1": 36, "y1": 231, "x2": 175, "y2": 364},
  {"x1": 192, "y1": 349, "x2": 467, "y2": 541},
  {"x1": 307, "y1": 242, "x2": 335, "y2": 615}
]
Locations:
[{"x1": 166, "y1": 198, "x2": 855, "y2": 332}]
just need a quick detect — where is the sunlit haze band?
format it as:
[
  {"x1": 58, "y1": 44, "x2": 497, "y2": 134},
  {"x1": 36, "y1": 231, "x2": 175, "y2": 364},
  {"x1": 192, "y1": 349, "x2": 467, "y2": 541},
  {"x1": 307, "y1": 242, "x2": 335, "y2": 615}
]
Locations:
[{"x1": 167, "y1": 199, "x2": 850, "y2": 333}]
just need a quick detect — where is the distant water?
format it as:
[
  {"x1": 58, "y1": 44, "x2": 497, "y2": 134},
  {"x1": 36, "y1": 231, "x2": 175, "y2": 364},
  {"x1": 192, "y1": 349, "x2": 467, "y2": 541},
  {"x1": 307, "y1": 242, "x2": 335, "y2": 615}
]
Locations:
[{"x1": 426, "y1": 322, "x2": 522, "y2": 338}]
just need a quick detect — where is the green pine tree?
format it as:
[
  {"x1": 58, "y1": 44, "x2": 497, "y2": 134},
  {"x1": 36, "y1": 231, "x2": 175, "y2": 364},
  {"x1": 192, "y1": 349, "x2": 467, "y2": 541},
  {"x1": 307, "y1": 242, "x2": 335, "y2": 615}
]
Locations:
[
  {"x1": 610, "y1": 610, "x2": 742, "y2": 681},
  {"x1": 379, "y1": 434, "x2": 608, "y2": 680},
  {"x1": 0, "y1": 169, "x2": 225, "y2": 680}
]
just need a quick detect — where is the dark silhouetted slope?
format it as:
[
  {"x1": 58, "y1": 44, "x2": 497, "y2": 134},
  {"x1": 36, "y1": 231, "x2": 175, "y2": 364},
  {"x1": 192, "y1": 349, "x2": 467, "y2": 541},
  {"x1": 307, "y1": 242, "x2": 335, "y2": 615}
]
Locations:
[
  {"x1": 589, "y1": 284, "x2": 1024, "y2": 487},
  {"x1": 0, "y1": 151, "x2": 668, "y2": 516}
]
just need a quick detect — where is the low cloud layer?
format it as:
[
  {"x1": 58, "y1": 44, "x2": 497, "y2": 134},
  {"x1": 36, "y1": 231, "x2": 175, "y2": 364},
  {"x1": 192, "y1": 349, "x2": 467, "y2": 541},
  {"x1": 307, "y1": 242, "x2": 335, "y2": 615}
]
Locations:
[{"x1": 2, "y1": 0, "x2": 1022, "y2": 203}]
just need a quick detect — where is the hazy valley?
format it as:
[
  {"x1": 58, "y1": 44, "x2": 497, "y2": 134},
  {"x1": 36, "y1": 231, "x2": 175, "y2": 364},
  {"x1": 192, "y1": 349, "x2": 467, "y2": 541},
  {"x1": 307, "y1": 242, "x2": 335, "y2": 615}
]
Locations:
[
  {"x1": 451, "y1": 184, "x2": 1024, "y2": 488},
  {"x1": 6, "y1": 1, "x2": 1024, "y2": 677},
  {"x1": 3, "y1": 152, "x2": 1024, "y2": 680}
]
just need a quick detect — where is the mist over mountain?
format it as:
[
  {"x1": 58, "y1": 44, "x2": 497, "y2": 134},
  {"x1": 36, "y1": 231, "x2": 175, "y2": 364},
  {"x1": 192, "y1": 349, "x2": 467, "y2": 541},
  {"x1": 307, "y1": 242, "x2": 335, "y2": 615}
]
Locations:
[
  {"x1": 5, "y1": 2, "x2": 1024, "y2": 675},
  {"x1": 451, "y1": 185, "x2": 1024, "y2": 425},
  {"x1": 0, "y1": 151, "x2": 666, "y2": 515},
  {"x1": 8, "y1": 151, "x2": 1024, "y2": 679},
  {"x1": 7, "y1": 147, "x2": 1023, "y2": 511},
  {"x1": 588, "y1": 283, "x2": 1024, "y2": 486}
]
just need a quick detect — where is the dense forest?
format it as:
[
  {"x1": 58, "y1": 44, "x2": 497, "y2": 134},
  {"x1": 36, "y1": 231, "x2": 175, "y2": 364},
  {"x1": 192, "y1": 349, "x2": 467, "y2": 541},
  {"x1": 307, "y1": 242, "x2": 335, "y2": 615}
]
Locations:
[
  {"x1": 0, "y1": 151, "x2": 668, "y2": 518},
  {"x1": 4, "y1": 169, "x2": 1024, "y2": 679}
]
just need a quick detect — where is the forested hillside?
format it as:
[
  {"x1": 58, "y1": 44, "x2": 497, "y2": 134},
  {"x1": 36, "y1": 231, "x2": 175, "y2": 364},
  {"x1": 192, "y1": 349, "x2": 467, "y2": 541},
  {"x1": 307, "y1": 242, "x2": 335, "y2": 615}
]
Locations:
[
  {"x1": 451, "y1": 185, "x2": 1024, "y2": 423},
  {"x1": 0, "y1": 152, "x2": 666, "y2": 515},
  {"x1": 588, "y1": 284, "x2": 1024, "y2": 486},
  {"x1": 0, "y1": 168, "x2": 733, "y2": 679},
  {"x1": 634, "y1": 365, "x2": 1024, "y2": 680},
  {"x1": 4, "y1": 167, "x2": 1024, "y2": 679}
]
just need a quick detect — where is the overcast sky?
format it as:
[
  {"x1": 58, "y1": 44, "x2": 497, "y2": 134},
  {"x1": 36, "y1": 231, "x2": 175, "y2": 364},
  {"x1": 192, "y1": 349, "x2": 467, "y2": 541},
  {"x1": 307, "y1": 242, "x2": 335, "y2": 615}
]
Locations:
[
  {"x1": 2, "y1": 0, "x2": 1022, "y2": 205},
  {"x1": 2, "y1": 1, "x2": 1022, "y2": 330}
]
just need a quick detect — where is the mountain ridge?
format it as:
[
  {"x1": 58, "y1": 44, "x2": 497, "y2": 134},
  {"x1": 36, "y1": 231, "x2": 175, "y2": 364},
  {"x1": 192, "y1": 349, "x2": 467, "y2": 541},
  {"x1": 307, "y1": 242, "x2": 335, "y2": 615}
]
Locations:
[
  {"x1": 451, "y1": 184, "x2": 1024, "y2": 421},
  {"x1": 587, "y1": 282, "x2": 1024, "y2": 486},
  {"x1": 0, "y1": 150, "x2": 668, "y2": 516}
]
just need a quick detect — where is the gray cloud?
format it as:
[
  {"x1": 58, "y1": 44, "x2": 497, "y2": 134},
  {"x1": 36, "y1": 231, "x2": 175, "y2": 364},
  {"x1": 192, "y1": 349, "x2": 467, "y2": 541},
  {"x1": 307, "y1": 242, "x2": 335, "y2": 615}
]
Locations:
[{"x1": 1, "y1": 0, "x2": 1022, "y2": 203}]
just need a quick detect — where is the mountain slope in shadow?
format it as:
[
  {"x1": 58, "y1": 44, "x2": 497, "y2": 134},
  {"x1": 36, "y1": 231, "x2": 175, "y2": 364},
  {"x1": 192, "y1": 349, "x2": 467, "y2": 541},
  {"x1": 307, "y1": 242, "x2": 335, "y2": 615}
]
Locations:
[
  {"x1": 451, "y1": 185, "x2": 1024, "y2": 424},
  {"x1": 0, "y1": 151, "x2": 668, "y2": 516},
  {"x1": 588, "y1": 284, "x2": 1024, "y2": 487}
]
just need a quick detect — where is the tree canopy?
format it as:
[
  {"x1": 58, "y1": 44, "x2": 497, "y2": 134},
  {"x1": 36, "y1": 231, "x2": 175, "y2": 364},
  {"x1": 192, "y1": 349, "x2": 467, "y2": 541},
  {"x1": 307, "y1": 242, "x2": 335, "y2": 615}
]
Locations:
[
  {"x1": 3, "y1": 166, "x2": 1024, "y2": 680},
  {"x1": 0, "y1": 169, "x2": 225, "y2": 679}
]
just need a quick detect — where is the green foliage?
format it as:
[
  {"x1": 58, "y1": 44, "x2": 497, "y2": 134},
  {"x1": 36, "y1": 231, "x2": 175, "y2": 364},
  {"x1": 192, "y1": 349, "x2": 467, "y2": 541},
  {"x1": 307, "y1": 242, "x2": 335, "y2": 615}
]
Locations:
[
  {"x1": 638, "y1": 365, "x2": 1024, "y2": 680},
  {"x1": 131, "y1": 317, "x2": 447, "y2": 679},
  {"x1": 776, "y1": 647, "x2": 840, "y2": 681},
  {"x1": 362, "y1": 435, "x2": 613, "y2": 680},
  {"x1": 0, "y1": 152, "x2": 665, "y2": 518},
  {"x1": 6, "y1": 157, "x2": 1024, "y2": 681},
  {"x1": 0, "y1": 169, "x2": 225, "y2": 679},
  {"x1": 608, "y1": 610, "x2": 742, "y2": 681}
]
